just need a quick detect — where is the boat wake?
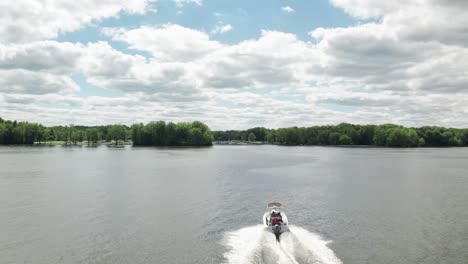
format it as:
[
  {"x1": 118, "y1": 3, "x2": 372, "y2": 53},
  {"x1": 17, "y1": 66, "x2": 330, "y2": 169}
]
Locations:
[{"x1": 223, "y1": 225, "x2": 342, "y2": 264}]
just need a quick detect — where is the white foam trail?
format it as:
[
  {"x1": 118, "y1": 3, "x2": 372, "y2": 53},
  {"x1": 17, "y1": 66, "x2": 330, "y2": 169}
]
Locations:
[{"x1": 223, "y1": 225, "x2": 342, "y2": 264}]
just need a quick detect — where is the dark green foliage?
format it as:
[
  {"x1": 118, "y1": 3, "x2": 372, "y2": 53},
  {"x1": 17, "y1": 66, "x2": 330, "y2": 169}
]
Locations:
[
  {"x1": 339, "y1": 134, "x2": 353, "y2": 145},
  {"x1": 86, "y1": 128, "x2": 100, "y2": 144},
  {"x1": 0, "y1": 119, "x2": 213, "y2": 146},
  {"x1": 383, "y1": 128, "x2": 419, "y2": 147},
  {"x1": 0, "y1": 118, "x2": 124, "y2": 145},
  {"x1": 0, "y1": 118, "x2": 211, "y2": 146},
  {"x1": 248, "y1": 132, "x2": 256, "y2": 142},
  {"x1": 212, "y1": 130, "x2": 248, "y2": 141},
  {"x1": 213, "y1": 123, "x2": 468, "y2": 147},
  {"x1": 108, "y1": 125, "x2": 127, "y2": 145},
  {"x1": 246, "y1": 127, "x2": 268, "y2": 141},
  {"x1": 328, "y1": 132, "x2": 340, "y2": 145},
  {"x1": 50, "y1": 124, "x2": 128, "y2": 145},
  {"x1": 131, "y1": 121, "x2": 213, "y2": 146},
  {"x1": 0, "y1": 119, "x2": 45, "y2": 144},
  {"x1": 2, "y1": 116, "x2": 468, "y2": 148}
]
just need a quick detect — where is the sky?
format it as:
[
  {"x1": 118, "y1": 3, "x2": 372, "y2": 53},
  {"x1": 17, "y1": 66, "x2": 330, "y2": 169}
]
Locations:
[{"x1": 1, "y1": 0, "x2": 468, "y2": 130}]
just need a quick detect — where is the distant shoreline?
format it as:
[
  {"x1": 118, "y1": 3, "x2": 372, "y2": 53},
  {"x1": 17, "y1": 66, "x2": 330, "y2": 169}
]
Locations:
[
  {"x1": 2, "y1": 117, "x2": 468, "y2": 148},
  {"x1": 1, "y1": 143, "x2": 466, "y2": 149},
  {"x1": 213, "y1": 140, "x2": 266, "y2": 145},
  {"x1": 213, "y1": 141, "x2": 468, "y2": 148},
  {"x1": 33, "y1": 141, "x2": 132, "y2": 146},
  {"x1": 213, "y1": 124, "x2": 468, "y2": 148}
]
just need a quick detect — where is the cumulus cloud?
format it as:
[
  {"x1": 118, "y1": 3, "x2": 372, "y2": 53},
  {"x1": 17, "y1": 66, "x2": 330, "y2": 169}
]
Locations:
[
  {"x1": 100, "y1": 26, "x2": 317, "y2": 93},
  {"x1": 329, "y1": 0, "x2": 399, "y2": 18},
  {"x1": 79, "y1": 41, "x2": 202, "y2": 96},
  {"x1": 2, "y1": 94, "x2": 83, "y2": 106},
  {"x1": 103, "y1": 24, "x2": 223, "y2": 61},
  {"x1": 0, "y1": 0, "x2": 152, "y2": 43},
  {"x1": 2, "y1": 0, "x2": 468, "y2": 129},
  {"x1": 308, "y1": 0, "x2": 468, "y2": 94},
  {"x1": 281, "y1": 6, "x2": 295, "y2": 13},
  {"x1": 329, "y1": 0, "x2": 468, "y2": 46},
  {"x1": 199, "y1": 30, "x2": 317, "y2": 89},
  {"x1": 80, "y1": 41, "x2": 146, "y2": 80},
  {"x1": 0, "y1": 41, "x2": 82, "y2": 73},
  {"x1": 0, "y1": 69, "x2": 79, "y2": 95},
  {"x1": 107, "y1": 21, "x2": 463, "y2": 99},
  {"x1": 211, "y1": 23, "x2": 233, "y2": 34},
  {"x1": 174, "y1": 0, "x2": 202, "y2": 8}
]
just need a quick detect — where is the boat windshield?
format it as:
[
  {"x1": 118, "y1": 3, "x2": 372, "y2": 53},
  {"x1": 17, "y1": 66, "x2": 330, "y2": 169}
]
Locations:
[{"x1": 267, "y1": 202, "x2": 283, "y2": 209}]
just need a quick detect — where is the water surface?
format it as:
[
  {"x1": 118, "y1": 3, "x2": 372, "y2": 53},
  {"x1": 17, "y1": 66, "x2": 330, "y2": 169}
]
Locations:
[{"x1": 0, "y1": 145, "x2": 467, "y2": 263}]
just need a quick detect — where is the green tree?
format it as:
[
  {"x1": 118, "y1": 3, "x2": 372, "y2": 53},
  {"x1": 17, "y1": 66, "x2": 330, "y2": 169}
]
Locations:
[
  {"x1": 86, "y1": 128, "x2": 100, "y2": 144},
  {"x1": 448, "y1": 134, "x2": 463, "y2": 146},
  {"x1": 246, "y1": 127, "x2": 268, "y2": 142},
  {"x1": 358, "y1": 125, "x2": 375, "y2": 145},
  {"x1": 108, "y1": 125, "x2": 126, "y2": 145},
  {"x1": 418, "y1": 137, "x2": 426, "y2": 147},
  {"x1": 165, "y1": 122, "x2": 178, "y2": 145},
  {"x1": 339, "y1": 134, "x2": 353, "y2": 145},
  {"x1": 153, "y1": 121, "x2": 166, "y2": 146},
  {"x1": 266, "y1": 130, "x2": 276, "y2": 144},
  {"x1": 248, "y1": 132, "x2": 256, "y2": 142},
  {"x1": 0, "y1": 122, "x2": 6, "y2": 144},
  {"x1": 303, "y1": 127, "x2": 319, "y2": 145},
  {"x1": 49, "y1": 128, "x2": 56, "y2": 141},
  {"x1": 130, "y1": 124, "x2": 143, "y2": 145},
  {"x1": 189, "y1": 128, "x2": 204, "y2": 145},
  {"x1": 328, "y1": 132, "x2": 340, "y2": 145},
  {"x1": 175, "y1": 122, "x2": 191, "y2": 146},
  {"x1": 43, "y1": 128, "x2": 51, "y2": 143}
]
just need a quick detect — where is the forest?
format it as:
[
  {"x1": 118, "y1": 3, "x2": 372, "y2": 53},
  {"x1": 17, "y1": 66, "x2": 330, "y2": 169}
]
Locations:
[
  {"x1": 130, "y1": 121, "x2": 213, "y2": 146},
  {"x1": 213, "y1": 123, "x2": 468, "y2": 147},
  {"x1": 0, "y1": 118, "x2": 212, "y2": 146},
  {"x1": 2, "y1": 117, "x2": 468, "y2": 147}
]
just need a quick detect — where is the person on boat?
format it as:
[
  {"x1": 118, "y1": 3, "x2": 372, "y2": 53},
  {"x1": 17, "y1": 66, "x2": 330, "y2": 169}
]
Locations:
[{"x1": 270, "y1": 210, "x2": 283, "y2": 225}]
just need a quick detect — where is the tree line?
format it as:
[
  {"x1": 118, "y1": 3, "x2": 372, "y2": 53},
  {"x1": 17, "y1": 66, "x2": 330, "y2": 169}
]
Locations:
[
  {"x1": 130, "y1": 121, "x2": 213, "y2": 146},
  {"x1": 3, "y1": 117, "x2": 468, "y2": 147},
  {"x1": 0, "y1": 118, "x2": 212, "y2": 146},
  {"x1": 213, "y1": 123, "x2": 468, "y2": 147}
]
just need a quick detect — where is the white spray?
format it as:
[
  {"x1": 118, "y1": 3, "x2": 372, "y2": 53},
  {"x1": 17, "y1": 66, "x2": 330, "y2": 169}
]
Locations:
[{"x1": 223, "y1": 225, "x2": 342, "y2": 264}]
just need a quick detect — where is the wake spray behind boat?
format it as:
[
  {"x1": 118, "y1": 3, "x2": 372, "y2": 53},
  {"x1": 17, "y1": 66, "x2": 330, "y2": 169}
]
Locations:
[{"x1": 263, "y1": 202, "x2": 289, "y2": 241}]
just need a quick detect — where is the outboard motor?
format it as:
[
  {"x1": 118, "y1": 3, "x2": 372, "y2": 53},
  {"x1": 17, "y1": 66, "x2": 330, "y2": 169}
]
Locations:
[{"x1": 273, "y1": 224, "x2": 282, "y2": 241}]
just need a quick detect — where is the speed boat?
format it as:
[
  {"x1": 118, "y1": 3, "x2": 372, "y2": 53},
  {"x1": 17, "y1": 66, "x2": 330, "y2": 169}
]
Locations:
[{"x1": 263, "y1": 202, "x2": 289, "y2": 241}]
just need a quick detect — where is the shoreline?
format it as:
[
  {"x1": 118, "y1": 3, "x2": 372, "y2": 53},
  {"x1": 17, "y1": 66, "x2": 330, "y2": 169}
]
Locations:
[
  {"x1": 1, "y1": 141, "x2": 467, "y2": 148},
  {"x1": 213, "y1": 141, "x2": 468, "y2": 148}
]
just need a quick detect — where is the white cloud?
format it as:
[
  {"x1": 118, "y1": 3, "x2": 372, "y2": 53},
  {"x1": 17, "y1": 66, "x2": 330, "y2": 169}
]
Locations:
[
  {"x1": 2, "y1": 94, "x2": 83, "y2": 106},
  {"x1": 80, "y1": 41, "x2": 147, "y2": 80},
  {"x1": 211, "y1": 23, "x2": 234, "y2": 34},
  {"x1": 174, "y1": 0, "x2": 202, "y2": 8},
  {"x1": 0, "y1": 69, "x2": 79, "y2": 95},
  {"x1": 0, "y1": 0, "x2": 152, "y2": 43},
  {"x1": 329, "y1": 0, "x2": 399, "y2": 18},
  {"x1": 0, "y1": 41, "x2": 82, "y2": 74},
  {"x1": 329, "y1": 0, "x2": 468, "y2": 46},
  {"x1": 103, "y1": 24, "x2": 223, "y2": 61},
  {"x1": 307, "y1": 0, "x2": 468, "y2": 95},
  {"x1": 199, "y1": 30, "x2": 317, "y2": 89},
  {"x1": 103, "y1": 26, "x2": 317, "y2": 91},
  {"x1": 2, "y1": 1, "x2": 468, "y2": 129},
  {"x1": 281, "y1": 6, "x2": 295, "y2": 13}
]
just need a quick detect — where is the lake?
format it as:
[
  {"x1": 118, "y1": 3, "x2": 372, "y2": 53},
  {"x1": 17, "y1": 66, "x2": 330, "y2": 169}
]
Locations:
[{"x1": 0, "y1": 145, "x2": 467, "y2": 264}]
